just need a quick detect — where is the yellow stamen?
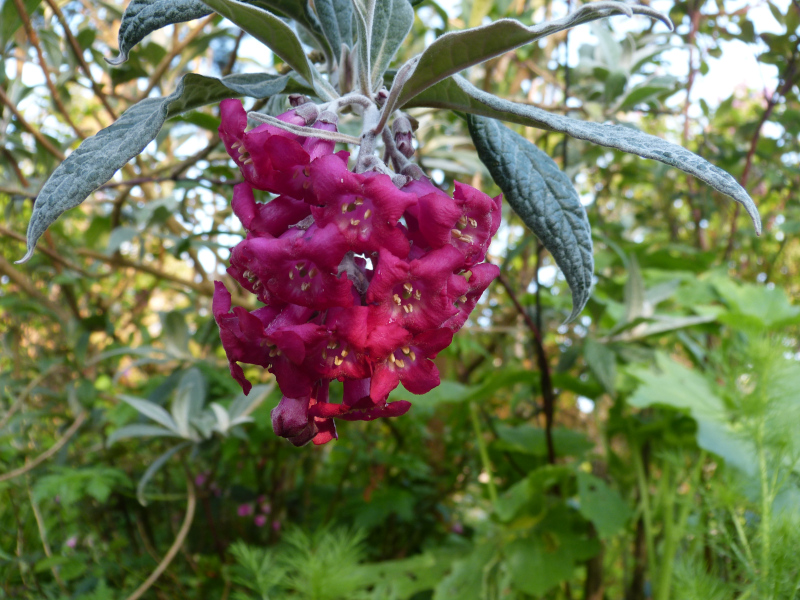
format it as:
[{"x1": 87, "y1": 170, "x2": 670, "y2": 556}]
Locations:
[
  {"x1": 393, "y1": 294, "x2": 402, "y2": 305},
  {"x1": 395, "y1": 358, "x2": 405, "y2": 368},
  {"x1": 409, "y1": 350, "x2": 416, "y2": 361},
  {"x1": 334, "y1": 356, "x2": 343, "y2": 366},
  {"x1": 354, "y1": 197, "x2": 364, "y2": 206},
  {"x1": 301, "y1": 282, "x2": 310, "y2": 291},
  {"x1": 403, "y1": 282, "x2": 413, "y2": 293},
  {"x1": 402, "y1": 346, "x2": 410, "y2": 355},
  {"x1": 341, "y1": 349, "x2": 349, "y2": 358},
  {"x1": 364, "y1": 209, "x2": 372, "y2": 218},
  {"x1": 414, "y1": 290, "x2": 421, "y2": 300},
  {"x1": 468, "y1": 217, "x2": 478, "y2": 228},
  {"x1": 350, "y1": 219, "x2": 360, "y2": 226}
]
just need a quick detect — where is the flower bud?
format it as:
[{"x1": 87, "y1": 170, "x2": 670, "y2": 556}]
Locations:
[{"x1": 392, "y1": 116, "x2": 415, "y2": 158}]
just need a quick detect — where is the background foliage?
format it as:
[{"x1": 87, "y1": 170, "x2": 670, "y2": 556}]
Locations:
[{"x1": 2, "y1": 0, "x2": 800, "y2": 598}]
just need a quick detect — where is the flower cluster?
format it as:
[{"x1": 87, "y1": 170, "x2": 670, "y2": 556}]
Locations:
[{"x1": 214, "y1": 99, "x2": 501, "y2": 446}]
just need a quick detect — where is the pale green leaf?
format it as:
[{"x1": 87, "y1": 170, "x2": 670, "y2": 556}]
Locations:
[
  {"x1": 137, "y1": 442, "x2": 191, "y2": 505},
  {"x1": 107, "y1": 424, "x2": 180, "y2": 446},
  {"x1": 397, "y1": 1, "x2": 671, "y2": 107},
  {"x1": 407, "y1": 75, "x2": 760, "y2": 235},
  {"x1": 119, "y1": 394, "x2": 179, "y2": 432}
]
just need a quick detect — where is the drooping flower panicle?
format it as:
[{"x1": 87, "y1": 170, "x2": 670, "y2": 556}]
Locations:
[{"x1": 214, "y1": 99, "x2": 501, "y2": 446}]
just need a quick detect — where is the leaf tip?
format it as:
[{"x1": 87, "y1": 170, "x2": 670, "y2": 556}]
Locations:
[
  {"x1": 15, "y1": 248, "x2": 34, "y2": 265},
  {"x1": 104, "y1": 52, "x2": 127, "y2": 66}
]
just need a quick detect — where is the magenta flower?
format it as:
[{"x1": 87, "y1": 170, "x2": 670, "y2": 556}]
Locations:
[
  {"x1": 214, "y1": 99, "x2": 503, "y2": 445},
  {"x1": 238, "y1": 504, "x2": 254, "y2": 517},
  {"x1": 254, "y1": 515, "x2": 267, "y2": 527}
]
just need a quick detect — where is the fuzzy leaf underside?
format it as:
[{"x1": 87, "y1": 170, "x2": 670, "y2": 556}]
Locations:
[
  {"x1": 467, "y1": 115, "x2": 594, "y2": 321},
  {"x1": 369, "y1": 0, "x2": 414, "y2": 89},
  {"x1": 396, "y1": 1, "x2": 672, "y2": 107},
  {"x1": 409, "y1": 76, "x2": 761, "y2": 234},
  {"x1": 199, "y1": 0, "x2": 315, "y2": 86},
  {"x1": 315, "y1": 0, "x2": 354, "y2": 52},
  {"x1": 18, "y1": 73, "x2": 291, "y2": 264},
  {"x1": 107, "y1": 0, "x2": 211, "y2": 66}
]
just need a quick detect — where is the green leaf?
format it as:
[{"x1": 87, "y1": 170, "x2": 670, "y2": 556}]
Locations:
[
  {"x1": 584, "y1": 338, "x2": 616, "y2": 396},
  {"x1": 137, "y1": 442, "x2": 191, "y2": 505},
  {"x1": 433, "y1": 544, "x2": 495, "y2": 600},
  {"x1": 107, "y1": 424, "x2": 179, "y2": 446},
  {"x1": 467, "y1": 115, "x2": 593, "y2": 321},
  {"x1": 119, "y1": 394, "x2": 179, "y2": 432},
  {"x1": 17, "y1": 72, "x2": 292, "y2": 263},
  {"x1": 171, "y1": 367, "x2": 207, "y2": 438},
  {"x1": 412, "y1": 75, "x2": 761, "y2": 235},
  {"x1": 201, "y1": 0, "x2": 315, "y2": 86},
  {"x1": 106, "y1": 0, "x2": 211, "y2": 65},
  {"x1": 628, "y1": 353, "x2": 725, "y2": 422},
  {"x1": 493, "y1": 425, "x2": 593, "y2": 457},
  {"x1": 160, "y1": 311, "x2": 190, "y2": 357},
  {"x1": 576, "y1": 472, "x2": 631, "y2": 538},
  {"x1": 369, "y1": 0, "x2": 414, "y2": 88},
  {"x1": 315, "y1": 0, "x2": 354, "y2": 52},
  {"x1": 506, "y1": 508, "x2": 600, "y2": 596},
  {"x1": 397, "y1": 1, "x2": 671, "y2": 107}
]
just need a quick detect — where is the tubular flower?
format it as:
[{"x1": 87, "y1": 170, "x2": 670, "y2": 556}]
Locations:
[{"x1": 214, "y1": 99, "x2": 502, "y2": 446}]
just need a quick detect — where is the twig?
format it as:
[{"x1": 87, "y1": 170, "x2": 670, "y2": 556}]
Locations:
[
  {"x1": 0, "y1": 364, "x2": 62, "y2": 431},
  {"x1": 724, "y1": 52, "x2": 798, "y2": 260},
  {"x1": 43, "y1": 0, "x2": 118, "y2": 121},
  {"x1": 0, "y1": 412, "x2": 87, "y2": 483},
  {"x1": 75, "y1": 249, "x2": 215, "y2": 296},
  {"x1": 497, "y1": 272, "x2": 556, "y2": 464},
  {"x1": 0, "y1": 224, "x2": 98, "y2": 277},
  {"x1": 0, "y1": 253, "x2": 72, "y2": 321},
  {"x1": 0, "y1": 86, "x2": 66, "y2": 160},
  {"x1": 123, "y1": 478, "x2": 196, "y2": 600},
  {"x1": 247, "y1": 111, "x2": 362, "y2": 145},
  {"x1": 27, "y1": 482, "x2": 68, "y2": 593},
  {"x1": 138, "y1": 16, "x2": 217, "y2": 101},
  {"x1": 222, "y1": 30, "x2": 245, "y2": 76},
  {"x1": 11, "y1": 0, "x2": 85, "y2": 140}
]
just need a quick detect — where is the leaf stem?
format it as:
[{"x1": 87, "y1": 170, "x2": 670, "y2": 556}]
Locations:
[{"x1": 469, "y1": 402, "x2": 497, "y2": 503}]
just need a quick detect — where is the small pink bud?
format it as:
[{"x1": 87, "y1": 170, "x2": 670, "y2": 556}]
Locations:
[
  {"x1": 254, "y1": 515, "x2": 267, "y2": 527},
  {"x1": 272, "y1": 520, "x2": 281, "y2": 532},
  {"x1": 237, "y1": 504, "x2": 254, "y2": 517},
  {"x1": 65, "y1": 535, "x2": 78, "y2": 549},
  {"x1": 261, "y1": 502, "x2": 272, "y2": 514}
]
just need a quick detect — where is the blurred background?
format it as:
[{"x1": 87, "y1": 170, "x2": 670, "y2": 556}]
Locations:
[{"x1": 2, "y1": 0, "x2": 800, "y2": 598}]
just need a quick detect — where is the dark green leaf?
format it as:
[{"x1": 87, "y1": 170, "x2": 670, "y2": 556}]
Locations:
[
  {"x1": 418, "y1": 76, "x2": 760, "y2": 234},
  {"x1": 17, "y1": 72, "x2": 291, "y2": 263},
  {"x1": 0, "y1": 0, "x2": 43, "y2": 47},
  {"x1": 106, "y1": 0, "x2": 211, "y2": 65},
  {"x1": 467, "y1": 115, "x2": 593, "y2": 321}
]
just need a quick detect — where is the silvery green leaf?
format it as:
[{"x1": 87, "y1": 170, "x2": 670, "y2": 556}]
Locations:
[
  {"x1": 137, "y1": 442, "x2": 191, "y2": 506},
  {"x1": 228, "y1": 383, "x2": 273, "y2": 421},
  {"x1": 623, "y1": 254, "x2": 645, "y2": 323},
  {"x1": 583, "y1": 338, "x2": 616, "y2": 396},
  {"x1": 369, "y1": 0, "x2": 414, "y2": 88},
  {"x1": 210, "y1": 402, "x2": 230, "y2": 433},
  {"x1": 107, "y1": 0, "x2": 211, "y2": 66},
  {"x1": 119, "y1": 394, "x2": 179, "y2": 432},
  {"x1": 351, "y1": 0, "x2": 375, "y2": 94},
  {"x1": 107, "y1": 424, "x2": 180, "y2": 446},
  {"x1": 17, "y1": 72, "x2": 291, "y2": 264},
  {"x1": 408, "y1": 76, "x2": 761, "y2": 234},
  {"x1": 397, "y1": 1, "x2": 672, "y2": 107},
  {"x1": 467, "y1": 115, "x2": 593, "y2": 321},
  {"x1": 315, "y1": 0, "x2": 354, "y2": 52},
  {"x1": 201, "y1": 0, "x2": 321, "y2": 92},
  {"x1": 171, "y1": 368, "x2": 206, "y2": 438},
  {"x1": 160, "y1": 311, "x2": 191, "y2": 357}
]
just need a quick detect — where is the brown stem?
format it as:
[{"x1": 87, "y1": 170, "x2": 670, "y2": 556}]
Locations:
[
  {"x1": 0, "y1": 86, "x2": 66, "y2": 160},
  {"x1": 43, "y1": 0, "x2": 118, "y2": 121},
  {"x1": 497, "y1": 272, "x2": 556, "y2": 464},
  {"x1": 138, "y1": 16, "x2": 217, "y2": 101},
  {"x1": 681, "y1": 5, "x2": 708, "y2": 250},
  {"x1": 12, "y1": 0, "x2": 85, "y2": 140},
  {"x1": 222, "y1": 30, "x2": 245, "y2": 76},
  {"x1": 724, "y1": 52, "x2": 798, "y2": 260},
  {"x1": 0, "y1": 413, "x2": 87, "y2": 483}
]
